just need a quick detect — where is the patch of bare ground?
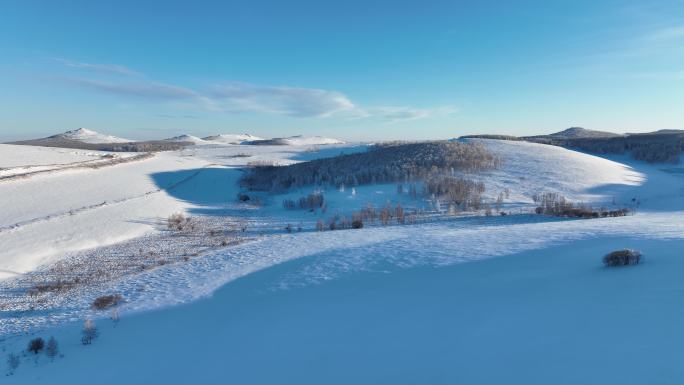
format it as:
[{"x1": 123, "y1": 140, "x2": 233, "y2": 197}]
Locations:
[{"x1": 0, "y1": 214, "x2": 252, "y2": 327}]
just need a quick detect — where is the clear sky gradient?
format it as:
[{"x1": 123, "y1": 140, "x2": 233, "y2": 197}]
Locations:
[{"x1": 1, "y1": 0, "x2": 683, "y2": 141}]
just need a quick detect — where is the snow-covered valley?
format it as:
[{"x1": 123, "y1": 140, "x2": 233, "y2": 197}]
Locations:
[{"x1": 2, "y1": 136, "x2": 684, "y2": 384}]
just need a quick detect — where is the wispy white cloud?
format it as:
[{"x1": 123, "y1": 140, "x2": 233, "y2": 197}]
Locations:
[
  {"x1": 207, "y1": 83, "x2": 355, "y2": 117},
  {"x1": 54, "y1": 58, "x2": 140, "y2": 76},
  {"x1": 65, "y1": 77, "x2": 199, "y2": 100},
  {"x1": 642, "y1": 26, "x2": 684, "y2": 42},
  {"x1": 55, "y1": 60, "x2": 457, "y2": 122},
  {"x1": 627, "y1": 70, "x2": 684, "y2": 80},
  {"x1": 359, "y1": 105, "x2": 458, "y2": 122}
]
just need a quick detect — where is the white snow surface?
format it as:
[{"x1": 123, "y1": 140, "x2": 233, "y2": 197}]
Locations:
[
  {"x1": 471, "y1": 138, "x2": 644, "y2": 204},
  {"x1": 0, "y1": 139, "x2": 642, "y2": 280},
  {"x1": 0, "y1": 144, "x2": 106, "y2": 168},
  {"x1": 6, "y1": 138, "x2": 684, "y2": 384},
  {"x1": 50, "y1": 128, "x2": 132, "y2": 143}
]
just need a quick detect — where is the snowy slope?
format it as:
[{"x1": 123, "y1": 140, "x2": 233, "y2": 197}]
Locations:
[
  {"x1": 50, "y1": 128, "x2": 132, "y2": 143},
  {"x1": 474, "y1": 138, "x2": 644, "y2": 204},
  {"x1": 0, "y1": 152, "x2": 208, "y2": 279},
  {"x1": 6, "y1": 205, "x2": 684, "y2": 384},
  {"x1": 0, "y1": 142, "x2": 367, "y2": 280},
  {"x1": 0, "y1": 144, "x2": 106, "y2": 168}
]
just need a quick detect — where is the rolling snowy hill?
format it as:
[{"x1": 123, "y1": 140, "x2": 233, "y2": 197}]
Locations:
[{"x1": 5, "y1": 138, "x2": 684, "y2": 385}]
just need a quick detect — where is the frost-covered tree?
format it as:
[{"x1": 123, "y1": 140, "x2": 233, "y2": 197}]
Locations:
[
  {"x1": 46, "y1": 337, "x2": 59, "y2": 360},
  {"x1": 81, "y1": 319, "x2": 98, "y2": 345},
  {"x1": 241, "y1": 141, "x2": 501, "y2": 192}
]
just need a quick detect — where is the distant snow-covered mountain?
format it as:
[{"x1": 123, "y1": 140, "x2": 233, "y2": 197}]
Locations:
[
  {"x1": 202, "y1": 133, "x2": 263, "y2": 144},
  {"x1": 163, "y1": 134, "x2": 207, "y2": 144},
  {"x1": 50, "y1": 128, "x2": 133, "y2": 144},
  {"x1": 247, "y1": 135, "x2": 345, "y2": 146},
  {"x1": 546, "y1": 127, "x2": 622, "y2": 139}
]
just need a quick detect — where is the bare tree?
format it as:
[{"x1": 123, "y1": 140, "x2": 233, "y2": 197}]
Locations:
[
  {"x1": 46, "y1": 337, "x2": 59, "y2": 360},
  {"x1": 396, "y1": 203, "x2": 405, "y2": 224},
  {"x1": 495, "y1": 192, "x2": 504, "y2": 212},
  {"x1": 6, "y1": 353, "x2": 19, "y2": 375},
  {"x1": 82, "y1": 319, "x2": 98, "y2": 345},
  {"x1": 380, "y1": 204, "x2": 391, "y2": 226},
  {"x1": 110, "y1": 309, "x2": 120, "y2": 327},
  {"x1": 484, "y1": 204, "x2": 492, "y2": 216}
]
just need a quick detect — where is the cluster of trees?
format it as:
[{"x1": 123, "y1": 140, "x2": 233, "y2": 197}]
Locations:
[
  {"x1": 282, "y1": 192, "x2": 325, "y2": 211},
  {"x1": 353, "y1": 202, "x2": 409, "y2": 226},
  {"x1": 5, "y1": 318, "x2": 103, "y2": 375},
  {"x1": 528, "y1": 133, "x2": 684, "y2": 164},
  {"x1": 314, "y1": 202, "x2": 416, "y2": 231},
  {"x1": 5, "y1": 336, "x2": 59, "y2": 375},
  {"x1": 459, "y1": 134, "x2": 521, "y2": 141},
  {"x1": 241, "y1": 141, "x2": 501, "y2": 192},
  {"x1": 533, "y1": 192, "x2": 630, "y2": 218},
  {"x1": 424, "y1": 176, "x2": 486, "y2": 211}
]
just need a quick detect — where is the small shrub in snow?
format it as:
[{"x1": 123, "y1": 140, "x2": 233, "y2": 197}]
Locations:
[
  {"x1": 81, "y1": 319, "x2": 98, "y2": 345},
  {"x1": 603, "y1": 249, "x2": 642, "y2": 267},
  {"x1": 92, "y1": 294, "x2": 123, "y2": 310},
  {"x1": 46, "y1": 337, "x2": 59, "y2": 360},
  {"x1": 6, "y1": 353, "x2": 19, "y2": 375},
  {"x1": 27, "y1": 337, "x2": 45, "y2": 354},
  {"x1": 167, "y1": 212, "x2": 190, "y2": 231}
]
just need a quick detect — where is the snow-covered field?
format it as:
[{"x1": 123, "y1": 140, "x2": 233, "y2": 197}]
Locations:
[{"x1": 2, "y1": 137, "x2": 684, "y2": 384}]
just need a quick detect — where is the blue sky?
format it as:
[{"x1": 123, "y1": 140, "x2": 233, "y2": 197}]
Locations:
[{"x1": 1, "y1": 0, "x2": 683, "y2": 141}]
